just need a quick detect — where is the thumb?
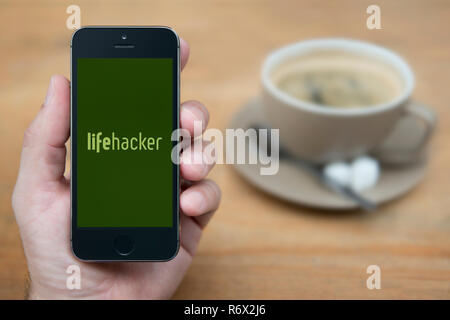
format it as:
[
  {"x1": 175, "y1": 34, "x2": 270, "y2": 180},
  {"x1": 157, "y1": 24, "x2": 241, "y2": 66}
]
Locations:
[{"x1": 18, "y1": 75, "x2": 70, "y2": 185}]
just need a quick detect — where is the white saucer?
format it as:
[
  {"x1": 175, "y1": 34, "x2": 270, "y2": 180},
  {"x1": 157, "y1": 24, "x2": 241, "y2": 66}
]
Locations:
[{"x1": 229, "y1": 98, "x2": 429, "y2": 210}]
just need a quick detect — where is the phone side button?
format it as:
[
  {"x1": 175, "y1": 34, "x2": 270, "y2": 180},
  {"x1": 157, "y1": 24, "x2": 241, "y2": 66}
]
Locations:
[{"x1": 113, "y1": 235, "x2": 135, "y2": 256}]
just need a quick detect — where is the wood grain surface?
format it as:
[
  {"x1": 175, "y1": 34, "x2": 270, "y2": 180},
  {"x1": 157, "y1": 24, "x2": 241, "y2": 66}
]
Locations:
[{"x1": 0, "y1": 0, "x2": 449, "y2": 299}]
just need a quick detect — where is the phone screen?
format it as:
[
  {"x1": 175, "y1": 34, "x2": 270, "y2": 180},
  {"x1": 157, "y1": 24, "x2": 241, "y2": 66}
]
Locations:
[{"x1": 76, "y1": 58, "x2": 173, "y2": 228}]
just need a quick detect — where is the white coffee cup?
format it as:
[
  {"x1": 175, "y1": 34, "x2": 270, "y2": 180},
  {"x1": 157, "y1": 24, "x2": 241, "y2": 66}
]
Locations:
[{"x1": 261, "y1": 38, "x2": 435, "y2": 164}]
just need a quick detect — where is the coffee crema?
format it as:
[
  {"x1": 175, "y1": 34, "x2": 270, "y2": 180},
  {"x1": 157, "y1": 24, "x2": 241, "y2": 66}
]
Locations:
[{"x1": 271, "y1": 51, "x2": 405, "y2": 108}]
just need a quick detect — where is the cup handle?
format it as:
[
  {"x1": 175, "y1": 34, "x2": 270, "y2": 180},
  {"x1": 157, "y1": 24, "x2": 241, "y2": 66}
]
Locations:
[{"x1": 374, "y1": 100, "x2": 436, "y2": 165}]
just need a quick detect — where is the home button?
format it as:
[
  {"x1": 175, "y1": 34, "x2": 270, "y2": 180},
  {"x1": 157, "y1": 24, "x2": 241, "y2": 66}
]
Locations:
[{"x1": 113, "y1": 235, "x2": 135, "y2": 256}]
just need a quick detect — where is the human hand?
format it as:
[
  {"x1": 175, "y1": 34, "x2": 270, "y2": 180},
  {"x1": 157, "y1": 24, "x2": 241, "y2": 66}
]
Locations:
[{"x1": 12, "y1": 39, "x2": 221, "y2": 299}]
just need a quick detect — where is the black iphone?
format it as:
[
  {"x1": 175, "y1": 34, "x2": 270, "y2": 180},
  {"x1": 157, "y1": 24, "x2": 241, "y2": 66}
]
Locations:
[{"x1": 71, "y1": 27, "x2": 180, "y2": 261}]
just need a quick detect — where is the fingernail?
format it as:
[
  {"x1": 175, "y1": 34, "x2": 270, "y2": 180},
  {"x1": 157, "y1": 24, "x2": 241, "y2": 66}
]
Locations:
[
  {"x1": 185, "y1": 191, "x2": 205, "y2": 213},
  {"x1": 184, "y1": 105, "x2": 206, "y2": 131},
  {"x1": 44, "y1": 76, "x2": 55, "y2": 106}
]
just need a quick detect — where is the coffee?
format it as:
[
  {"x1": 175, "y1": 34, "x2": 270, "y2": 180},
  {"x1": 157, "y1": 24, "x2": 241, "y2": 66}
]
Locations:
[{"x1": 271, "y1": 51, "x2": 404, "y2": 108}]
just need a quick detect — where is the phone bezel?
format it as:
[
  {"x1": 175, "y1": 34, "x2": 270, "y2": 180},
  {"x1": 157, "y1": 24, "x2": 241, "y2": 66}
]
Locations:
[{"x1": 70, "y1": 26, "x2": 180, "y2": 261}]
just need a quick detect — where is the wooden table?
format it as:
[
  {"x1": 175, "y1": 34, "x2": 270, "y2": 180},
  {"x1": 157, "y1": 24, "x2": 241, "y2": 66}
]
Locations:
[{"x1": 1, "y1": 0, "x2": 449, "y2": 299}]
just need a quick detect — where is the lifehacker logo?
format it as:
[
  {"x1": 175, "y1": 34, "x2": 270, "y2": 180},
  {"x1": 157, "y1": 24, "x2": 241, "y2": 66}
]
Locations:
[{"x1": 87, "y1": 131, "x2": 163, "y2": 153}]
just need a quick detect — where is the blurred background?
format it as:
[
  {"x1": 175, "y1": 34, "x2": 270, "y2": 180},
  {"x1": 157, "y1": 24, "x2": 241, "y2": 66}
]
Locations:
[{"x1": 1, "y1": 0, "x2": 449, "y2": 299}]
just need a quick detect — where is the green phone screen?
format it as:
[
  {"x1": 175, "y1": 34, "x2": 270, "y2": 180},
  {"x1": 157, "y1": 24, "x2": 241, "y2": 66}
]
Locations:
[{"x1": 76, "y1": 58, "x2": 173, "y2": 227}]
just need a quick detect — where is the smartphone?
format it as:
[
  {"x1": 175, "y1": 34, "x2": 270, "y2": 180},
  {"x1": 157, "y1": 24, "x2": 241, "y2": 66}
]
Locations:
[{"x1": 71, "y1": 27, "x2": 180, "y2": 261}]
